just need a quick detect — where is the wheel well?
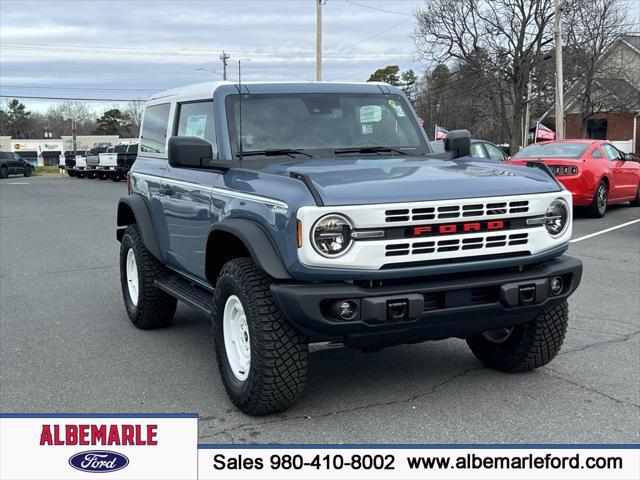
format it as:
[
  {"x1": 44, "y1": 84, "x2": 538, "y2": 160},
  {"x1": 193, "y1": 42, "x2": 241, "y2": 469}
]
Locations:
[
  {"x1": 205, "y1": 231, "x2": 251, "y2": 283},
  {"x1": 600, "y1": 176, "x2": 609, "y2": 187},
  {"x1": 116, "y1": 202, "x2": 136, "y2": 241}
]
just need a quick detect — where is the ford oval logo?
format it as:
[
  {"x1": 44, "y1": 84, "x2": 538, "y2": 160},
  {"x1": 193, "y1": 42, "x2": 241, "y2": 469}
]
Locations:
[{"x1": 69, "y1": 450, "x2": 129, "y2": 473}]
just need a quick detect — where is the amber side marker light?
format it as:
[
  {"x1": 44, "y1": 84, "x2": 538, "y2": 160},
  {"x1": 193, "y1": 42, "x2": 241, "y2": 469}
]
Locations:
[{"x1": 297, "y1": 220, "x2": 303, "y2": 248}]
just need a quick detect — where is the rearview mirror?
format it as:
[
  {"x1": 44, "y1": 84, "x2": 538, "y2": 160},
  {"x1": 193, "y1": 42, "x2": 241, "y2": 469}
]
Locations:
[
  {"x1": 168, "y1": 136, "x2": 213, "y2": 169},
  {"x1": 444, "y1": 130, "x2": 471, "y2": 158}
]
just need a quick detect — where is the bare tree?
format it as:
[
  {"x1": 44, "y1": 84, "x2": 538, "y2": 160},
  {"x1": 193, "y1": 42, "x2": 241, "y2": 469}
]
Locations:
[
  {"x1": 414, "y1": 0, "x2": 556, "y2": 152},
  {"x1": 127, "y1": 100, "x2": 144, "y2": 135},
  {"x1": 563, "y1": 0, "x2": 636, "y2": 135}
]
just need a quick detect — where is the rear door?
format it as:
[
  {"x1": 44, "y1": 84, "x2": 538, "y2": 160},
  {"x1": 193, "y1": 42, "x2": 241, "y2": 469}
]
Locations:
[
  {"x1": 160, "y1": 99, "x2": 218, "y2": 280},
  {"x1": 602, "y1": 143, "x2": 632, "y2": 199}
]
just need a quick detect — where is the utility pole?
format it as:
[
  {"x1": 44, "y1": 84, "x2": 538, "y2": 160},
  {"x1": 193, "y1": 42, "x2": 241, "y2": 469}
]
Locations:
[
  {"x1": 72, "y1": 117, "x2": 77, "y2": 157},
  {"x1": 523, "y1": 69, "x2": 534, "y2": 147},
  {"x1": 220, "y1": 51, "x2": 230, "y2": 81},
  {"x1": 316, "y1": 0, "x2": 324, "y2": 81},
  {"x1": 554, "y1": 0, "x2": 565, "y2": 139}
]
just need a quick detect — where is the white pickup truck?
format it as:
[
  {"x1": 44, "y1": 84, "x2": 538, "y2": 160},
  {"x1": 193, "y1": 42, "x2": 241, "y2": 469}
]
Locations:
[{"x1": 97, "y1": 143, "x2": 138, "y2": 181}]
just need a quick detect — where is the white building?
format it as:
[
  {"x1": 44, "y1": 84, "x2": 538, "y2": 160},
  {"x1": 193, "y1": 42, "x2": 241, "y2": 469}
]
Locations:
[{"x1": 1, "y1": 135, "x2": 137, "y2": 165}]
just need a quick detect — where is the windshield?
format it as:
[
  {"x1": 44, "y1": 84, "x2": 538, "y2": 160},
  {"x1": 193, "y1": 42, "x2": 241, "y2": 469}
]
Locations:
[
  {"x1": 512, "y1": 142, "x2": 591, "y2": 159},
  {"x1": 226, "y1": 93, "x2": 429, "y2": 158}
]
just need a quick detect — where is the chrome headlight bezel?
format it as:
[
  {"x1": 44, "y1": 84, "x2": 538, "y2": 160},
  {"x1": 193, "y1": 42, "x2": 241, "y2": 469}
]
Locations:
[
  {"x1": 311, "y1": 213, "x2": 354, "y2": 258},
  {"x1": 545, "y1": 198, "x2": 570, "y2": 237}
]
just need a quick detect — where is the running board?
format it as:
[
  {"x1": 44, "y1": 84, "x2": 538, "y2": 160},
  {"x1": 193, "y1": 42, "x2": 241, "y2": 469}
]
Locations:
[{"x1": 155, "y1": 276, "x2": 213, "y2": 317}]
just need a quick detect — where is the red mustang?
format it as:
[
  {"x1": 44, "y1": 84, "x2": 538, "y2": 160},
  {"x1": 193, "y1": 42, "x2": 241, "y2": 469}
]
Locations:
[{"x1": 508, "y1": 140, "x2": 640, "y2": 217}]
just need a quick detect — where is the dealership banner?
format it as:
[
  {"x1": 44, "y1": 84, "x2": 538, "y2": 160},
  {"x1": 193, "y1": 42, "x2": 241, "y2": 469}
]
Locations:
[
  {"x1": 0, "y1": 414, "x2": 198, "y2": 479},
  {"x1": 1, "y1": 415, "x2": 638, "y2": 479}
]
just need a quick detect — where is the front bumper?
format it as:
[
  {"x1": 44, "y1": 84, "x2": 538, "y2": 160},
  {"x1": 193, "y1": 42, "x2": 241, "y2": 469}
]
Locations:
[{"x1": 271, "y1": 255, "x2": 582, "y2": 348}]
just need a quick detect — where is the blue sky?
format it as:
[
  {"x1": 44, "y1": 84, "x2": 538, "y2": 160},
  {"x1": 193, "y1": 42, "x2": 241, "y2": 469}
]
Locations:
[
  {"x1": 1, "y1": 0, "x2": 639, "y2": 113},
  {"x1": 0, "y1": 0, "x2": 424, "y2": 112}
]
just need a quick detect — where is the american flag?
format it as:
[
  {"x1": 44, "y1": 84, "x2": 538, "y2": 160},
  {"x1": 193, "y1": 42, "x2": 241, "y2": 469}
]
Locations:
[{"x1": 434, "y1": 125, "x2": 448, "y2": 140}]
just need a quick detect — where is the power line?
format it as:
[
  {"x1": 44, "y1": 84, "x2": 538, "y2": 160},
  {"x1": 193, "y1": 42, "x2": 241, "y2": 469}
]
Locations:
[
  {"x1": 0, "y1": 94, "x2": 141, "y2": 102},
  {"x1": 0, "y1": 85, "x2": 157, "y2": 92},
  {"x1": 344, "y1": 0, "x2": 413, "y2": 16},
  {"x1": 325, "y1": 16, "x2": 412, "y2": 57}
]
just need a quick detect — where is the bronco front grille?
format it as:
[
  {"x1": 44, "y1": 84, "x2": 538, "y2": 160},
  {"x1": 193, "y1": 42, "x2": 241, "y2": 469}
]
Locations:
[
  {"x1": 385, "y1": 233, "x2": 529, "y2": 257},
  {"x1": 385, "y1": 200, "x2": 529, "y2": 223}
]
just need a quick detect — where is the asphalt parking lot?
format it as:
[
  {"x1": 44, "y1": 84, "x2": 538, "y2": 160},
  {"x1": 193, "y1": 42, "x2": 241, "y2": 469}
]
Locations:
[{"x1": 1, "y1": 175, "x2": 638, "y2": 444}]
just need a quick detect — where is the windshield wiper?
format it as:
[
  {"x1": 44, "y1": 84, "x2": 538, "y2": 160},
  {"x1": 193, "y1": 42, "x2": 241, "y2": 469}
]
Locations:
[
  {"x1": 334, "y1": 146, "x2": 409, "y2": 156},
  {"x1": 236, "y1": 148, "x2": 313, "y2": 158}
]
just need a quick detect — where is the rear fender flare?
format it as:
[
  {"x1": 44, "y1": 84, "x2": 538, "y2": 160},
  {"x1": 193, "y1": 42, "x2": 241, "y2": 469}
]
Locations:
[{"x1": 116, "y1": 194, "x2": 162, "y2": 261}]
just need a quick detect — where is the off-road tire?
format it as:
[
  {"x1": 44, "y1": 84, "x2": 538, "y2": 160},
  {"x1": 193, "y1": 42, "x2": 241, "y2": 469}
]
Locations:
[
  {"x1": 67, "y1": 170, "x2": 76, "y2": 177},
  {"x1": 110, "y1": 172, "x2": 121, "y2": 182},
  {"x1": 587, "y1": 180, "x2": 608, "y2": 218},
  {"x1": 87, "y1": 171, "x2": 97, "y2": 179},
  {"x1": 630, "y1": 184, "x2": 640, "y2": 206},
  {"x1": 466, "y1": 301, "x2": 569, "y2": 372},
  {"x1": 98, "y1": 172, "x2": 108, "y2": 180},
  {"x1": 76, "y1": 172, "x2": 85, "y2": 178},
  {"x1": 119, "y1": 224, "x2": 177, "y2": 329},
  {"x1": 0, "y1": 166, "x2": 7, "y2": 179},
  {"x1": 23, "y1": 166, "x2": 32, "y2": 177},
  {"x1": 212, "y1": 258, "x2": 308, "y2": 415}
]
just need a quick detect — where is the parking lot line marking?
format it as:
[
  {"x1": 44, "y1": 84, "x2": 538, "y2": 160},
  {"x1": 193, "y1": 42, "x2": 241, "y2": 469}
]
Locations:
[
  {"x1": 570, "y1": 218, "x2": 640, "y2": 243},
  {"x1": 6, "y1": 182, "x2": 29, "y2": 185}
]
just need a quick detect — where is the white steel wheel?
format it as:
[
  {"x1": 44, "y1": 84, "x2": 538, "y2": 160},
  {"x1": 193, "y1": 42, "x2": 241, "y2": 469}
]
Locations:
[
  {"x1": 223, "y1": 295, "x2": 251, "y2": 381},
  {"x1": 125, "y1": 248, "x2": 139, "y2": 306}
]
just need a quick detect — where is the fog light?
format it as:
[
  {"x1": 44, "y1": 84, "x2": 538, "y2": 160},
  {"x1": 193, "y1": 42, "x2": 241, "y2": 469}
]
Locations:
[
  {"x1": 339, "y1": 300, "x2": 358, "y2": 320},
  {"x1": 550, "y1": 276, "x2": 564, "y2": 296}
]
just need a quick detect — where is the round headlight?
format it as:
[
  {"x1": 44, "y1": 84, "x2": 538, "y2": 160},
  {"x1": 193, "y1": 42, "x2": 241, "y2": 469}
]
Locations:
[
  {"x1": 311, "y1": 214, "x2": 353, "y2": 257},
  {"x1": 545, "y1": 199, "x2": 569, "y2": 236}
]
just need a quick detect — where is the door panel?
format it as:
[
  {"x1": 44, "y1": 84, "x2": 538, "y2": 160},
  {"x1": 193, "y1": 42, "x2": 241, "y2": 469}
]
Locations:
[
  {"x1": 602, "y1": 144, "x2": 627, "y2": 199},
  {"x1": 160, "y1": 167, "x2": 216, "y2": 280}
]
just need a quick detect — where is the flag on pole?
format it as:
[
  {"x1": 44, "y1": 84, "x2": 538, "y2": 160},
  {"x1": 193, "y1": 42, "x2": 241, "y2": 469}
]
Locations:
[
  {"x1": 535, "y1": 122, "x2": 556, "y2": 141},
  {"x1": 434, "y1": 125, "x2": 448, "y2": 140}
]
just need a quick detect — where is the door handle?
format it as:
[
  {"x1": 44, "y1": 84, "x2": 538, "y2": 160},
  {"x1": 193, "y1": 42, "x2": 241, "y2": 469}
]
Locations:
[{"x1": 159, "y1": 186, "x2": 174, "y2": 196}]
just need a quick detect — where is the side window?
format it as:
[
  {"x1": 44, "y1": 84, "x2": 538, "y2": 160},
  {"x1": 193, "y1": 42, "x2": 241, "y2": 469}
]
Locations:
[
  {"x1": 140, "y1": 103, "x2": 171, "y2": 154},
  {"x1": 485, "y1": 144, "x2": 506, "y2": 161},
  {"x1": 591, "y1": 147, "x2": 603, "y2": 158},
  {"x1": 602, "y1": 144, "x2": 621, "y2": 161},
  {"x1": 470, "y1": 143, "x2": 486, "y2": 158},
  {"x1": 175, "y1": 100, "x2": 217, "y2": 158}
]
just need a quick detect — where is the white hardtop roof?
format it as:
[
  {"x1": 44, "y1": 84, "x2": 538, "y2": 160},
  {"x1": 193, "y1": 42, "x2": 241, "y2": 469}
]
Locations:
[{"x1": 147, "y1": 81, "x2": 391, "y2": 101}]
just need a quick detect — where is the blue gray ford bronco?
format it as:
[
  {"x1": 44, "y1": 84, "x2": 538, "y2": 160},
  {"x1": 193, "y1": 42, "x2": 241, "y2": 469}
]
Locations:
[{"x1": 116, "y1": 81, "x2": 582, "y2": 415}]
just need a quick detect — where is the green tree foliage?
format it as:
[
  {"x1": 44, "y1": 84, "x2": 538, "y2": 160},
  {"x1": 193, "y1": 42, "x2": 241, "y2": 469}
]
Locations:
[
  {"x1": 94, "y1": 108, "x2": 132, "y2": 136},
  {"x1": 368, "y1": 65, "x2": 401, "y2": 85},
  {"x1": 1, "y1": 100, "x2": 32, "y2": 138},
  {"x1": 368, "y1": 66, "x2": 419, "y2": 99}
]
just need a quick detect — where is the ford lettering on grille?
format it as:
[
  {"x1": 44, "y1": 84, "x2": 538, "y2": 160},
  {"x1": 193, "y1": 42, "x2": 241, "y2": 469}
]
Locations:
[
  {"x1": 69, "y1": 450, "x2": 129, "y2": 473},
  {"x1": 410, "y1": 220, "x2": 506, "y2": 237}
]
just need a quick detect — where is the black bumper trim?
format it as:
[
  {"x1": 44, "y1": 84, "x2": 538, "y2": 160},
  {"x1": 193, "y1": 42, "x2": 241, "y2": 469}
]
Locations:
[{"x1": 271, "y1": 255, "x2": 582, "y2": 347}]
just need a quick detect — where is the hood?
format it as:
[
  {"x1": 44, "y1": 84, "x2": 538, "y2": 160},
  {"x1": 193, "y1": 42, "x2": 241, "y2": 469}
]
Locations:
[{"x1": 260, "y1": 157, "x2": 561, "y2": 206}]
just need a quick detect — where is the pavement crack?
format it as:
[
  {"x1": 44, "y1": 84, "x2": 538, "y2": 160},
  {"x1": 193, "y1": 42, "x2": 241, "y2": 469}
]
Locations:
[
  {"x1": 542, "y1": 366, "x2": 640, "y2": 409},
  {"x1": 0, "y1": 264, "x2": 117, "y2": 279},
  {"x1": 559, "y1": 330, "x2": 640, "y2": 356},
  {"x1": 198, "y1": 366, "x2": 484, "y2": 441}
]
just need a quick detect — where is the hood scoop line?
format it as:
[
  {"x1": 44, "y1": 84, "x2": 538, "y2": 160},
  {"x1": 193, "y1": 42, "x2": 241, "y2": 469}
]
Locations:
[{"x1": 290, "y1": 171, "x2": 325, "y2": 206}]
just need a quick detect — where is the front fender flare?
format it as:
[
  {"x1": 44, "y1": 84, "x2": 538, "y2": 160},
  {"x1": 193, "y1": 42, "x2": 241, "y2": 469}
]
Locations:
[{"x1": 207, "y1": 219, "x2": 292, "y2": 280}]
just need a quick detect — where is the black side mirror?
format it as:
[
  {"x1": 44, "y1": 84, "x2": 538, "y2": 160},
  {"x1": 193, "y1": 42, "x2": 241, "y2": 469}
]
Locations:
[
  {"x1": 444, "y1": 130, "x2": 471, "y2": 158},
  {"x1": 168, "y1": 136, "x2": 213, "y2": 168},
  {"x1": 623, "y1": 153, "x2": 637, "y2": 162}
]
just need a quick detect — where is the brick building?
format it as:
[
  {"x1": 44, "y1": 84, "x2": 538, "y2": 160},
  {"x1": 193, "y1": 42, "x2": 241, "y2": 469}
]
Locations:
[{"x1": 560, "y1": 35, "x2": 640, "y2": 155}]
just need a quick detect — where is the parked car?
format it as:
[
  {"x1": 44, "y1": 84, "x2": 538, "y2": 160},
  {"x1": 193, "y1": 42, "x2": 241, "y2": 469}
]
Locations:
[
  {"x1": 508, "y1": 140, "x2": 640, "y2": 217},
  {"x1": 116, "y1": 81, "x2": 582, "y2": 415},
  {"x1": 0, "y1": 151, "x2": 33, "y2": 178},
  {"x1": 431, "y1": 139, "x2": 509, "y2": 161},
  {"x1": 98, "y1": 143, "x2": 138, "y2": 181},
  {"x1": 86, "y1": 146, "x2": 110, "y2": 179}
]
